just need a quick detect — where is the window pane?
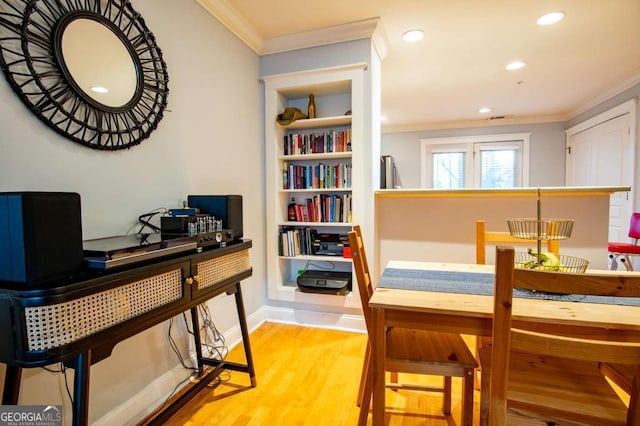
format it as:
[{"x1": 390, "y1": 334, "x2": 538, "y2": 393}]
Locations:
[
  {"x1": 433, "y1": 152, "x2": 464, "y2": 188},
  {"x1": 480, "y1": 148, "x2": 516, "y2": 188}
]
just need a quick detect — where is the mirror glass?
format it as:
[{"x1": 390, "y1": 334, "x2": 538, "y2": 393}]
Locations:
[{"x1": 61, "y1": 18, "x2": 137, "y2": 108}]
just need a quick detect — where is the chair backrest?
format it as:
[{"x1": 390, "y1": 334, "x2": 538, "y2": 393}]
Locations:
[
  {"x1": 489, "y1": 246, "x2": 640, "y2": 425},
  {"x1": 347, "y1": 225, "x2": 374, "y2": 335},
  {"x1": 475, "y1": 220, "x2": 559, "y2": 264},
  {"x1": 629, "y1": 213, "x2": 640, "y2": 241}
]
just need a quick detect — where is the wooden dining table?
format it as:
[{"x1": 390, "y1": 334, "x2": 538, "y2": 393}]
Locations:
[{"x1": 367, "y1": 260, "x2": 640, "y2": 425}]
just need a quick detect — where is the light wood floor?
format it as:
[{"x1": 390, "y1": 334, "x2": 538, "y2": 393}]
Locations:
[{"x1": 164, "y1": 322, "x2": 481, "y2": 425}]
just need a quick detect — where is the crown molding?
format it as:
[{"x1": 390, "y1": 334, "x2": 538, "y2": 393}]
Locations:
[
  {"x1": 370, "y1": 19, "x2": 389, "y2": 60},
  {"x1": 196, "y1": 1, "x2": 388, "y2": 57},
  {"x1": 195, "y1": 0, "x2": 264, "y2": 54},
  {"x1": 262, "y1": 17, "x2": 387, "y2": 56},
  {"x1": 569, "y1": 70, "x2": 640, "y2": 119},
  {"x1": 382, "y1": 114, "x2": 569, "y2": 134}
]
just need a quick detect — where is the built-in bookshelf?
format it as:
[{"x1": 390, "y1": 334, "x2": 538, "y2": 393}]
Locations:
[
  {"x1": 263, "y1": 64, "x2": 369, "y2": 310},
  {"x1": 276, "y1": 115, "x2": 353, "y2": 279}
]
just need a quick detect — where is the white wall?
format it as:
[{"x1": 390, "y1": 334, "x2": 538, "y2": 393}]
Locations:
[{"x1": 0, "y1": 1, "x2": 264, "y2": 424}]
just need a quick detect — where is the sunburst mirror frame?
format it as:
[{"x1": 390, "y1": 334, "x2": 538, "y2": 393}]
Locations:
[{"x1": 0, "y1": 0, "x2": 169, "y2": 150}]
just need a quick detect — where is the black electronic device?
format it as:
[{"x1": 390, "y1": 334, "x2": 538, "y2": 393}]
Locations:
[
  {"x1": 0, "y1": 192, "x2": 84, "y2": 286},
  {"x1": 160, "y1": 214, "x2": 196, "y2": 235},
  {"x1": 296, "y1": 270, "x2": 352, "y2": 295},
  {"x1": 313, "y1": 233, "x2": 348, "y2": 256},
  {"x1": 160, "y1": 213, "x2": 234, "y2": 249},
  {"x1": 83, "y1": 233, "x2": 197, "y2": 270},
  {"x1": 187, "y1": 195, "x2": 243, "y2": 239},
  {"x1": 181, "y1": 229, "x2": 234, "y2": 249}
]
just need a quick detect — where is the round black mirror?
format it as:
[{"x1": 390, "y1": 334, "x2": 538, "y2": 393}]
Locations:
[{"x1": 0, "y1": 0, "x2": 169, "y2": 150}]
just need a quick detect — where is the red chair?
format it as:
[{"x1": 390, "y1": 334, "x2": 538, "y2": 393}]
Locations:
[{"x1": 608, "y1": 212, "x2": 640, "y2": 270}]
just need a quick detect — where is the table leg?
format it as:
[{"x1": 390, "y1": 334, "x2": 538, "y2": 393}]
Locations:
[
  {"x1": 372, "y1": 308, "x2": 386, "y2": 426},
  {"x1": 72, "y1": 351, "x2": 91, "y2": 426},
  {"x1": 233, "y1": 283, "x2": 256, "y2": 387},
  {"x1": 2, "y1": 365, "x2": 21, "y2": 404},
  {"x1": 190, "y1": 307, "x2": 205, "y2": 376}
]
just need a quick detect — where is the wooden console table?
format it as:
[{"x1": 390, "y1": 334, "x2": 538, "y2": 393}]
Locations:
[{"x1": 0, "y1": 239, "x2": 255, "y2": 425}]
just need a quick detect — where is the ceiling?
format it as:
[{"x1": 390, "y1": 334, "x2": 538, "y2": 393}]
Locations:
[{"x1": 197, "y1": 0, "x2": 640, "y2": 132}]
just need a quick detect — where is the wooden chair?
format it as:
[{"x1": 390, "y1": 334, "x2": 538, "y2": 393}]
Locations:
[
  {"x1": 480, "y1": 246, "x2": 640, "y2": 425},
  {"x1": 349, "y1": 225, "x2": 478, "y2": 426},
  {"x1": 474, "y1": 220, "x2": 560, "y2": 389},
  {"x1": 475, "y1": 220, "x2": 559, "y2": 265}
]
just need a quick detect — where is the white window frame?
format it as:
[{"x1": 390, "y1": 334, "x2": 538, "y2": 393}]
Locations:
[{"x1": 420, "y1": 133, "x2": 530, "y2": 188}]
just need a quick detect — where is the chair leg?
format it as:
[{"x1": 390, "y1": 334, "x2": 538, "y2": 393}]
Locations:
[
  {"x1": 474, "y1": 335, "x2": 485, "y2": 391},
  {"x1": 462, "y1": 368, "x2": 475, "y2": 426},
  {"x1": 442, "y1": 376, "x2": 452, "y2": 415},
  {"x1": 358, "y1": 362, "x2": 373, "y2": 426},
  {"x1": 480, "y1": 364, "x2": 490, "y2": 426},
  {"x1": 623, "y1": 255, "x2": 634, "y2": 271},
  {"x1": 357, "y1": 343, "x2": 371, "y2": 407}
]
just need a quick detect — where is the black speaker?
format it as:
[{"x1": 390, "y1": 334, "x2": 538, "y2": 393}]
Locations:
[
  {"x1": 187, "y1": 195, "x2": 243, "y2": 239},
  {"x1": 0, "y1": 192, "x2": 83, "y2": 286}
]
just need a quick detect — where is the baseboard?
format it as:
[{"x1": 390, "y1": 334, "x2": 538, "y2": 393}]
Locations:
[
  {"x1": 94, "y1": 308, "x2": 267, "y2": 426},
  {"x1": 263, "y1": 305, "x2": 366, "y2": 333}
]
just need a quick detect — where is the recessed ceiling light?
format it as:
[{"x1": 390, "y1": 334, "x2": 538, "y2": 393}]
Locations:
[
  {"x1": 505, "y1": 61, "x2": 526, "y2": 71},
  {"x1": 478, "y1": 107, "x2": 491, "y2": 114},
  {"x1": 402, "y1": 29, "x2": 424, "y2": 43},
  {"x1": 537, "y1": 11, "x2": 565, "y2": 26},
  {"x1": 91, "y1": 86, "x2": 109, "y2": 93}
]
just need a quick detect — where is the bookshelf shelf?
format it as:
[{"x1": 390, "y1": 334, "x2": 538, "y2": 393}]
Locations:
[
  {"x1": 278, "y1": 221, "x2": 351, "y2": 227},
  {"x1": 280, "y1": 188, "x2": 351, "y2": 193},
  {"x1": 279, "y1": 152, "x2": 352, "y2": 161},
  {"x1": 278, "y1": 115, "x2": 351, "y2": 130},
  {"x1": 278, "y1": 255, "x2": 352, "y2": 263}
]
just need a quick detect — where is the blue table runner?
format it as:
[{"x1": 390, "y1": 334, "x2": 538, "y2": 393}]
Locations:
[{"x1": 379, "y1": 268, "x2": 640, "y2": 306}]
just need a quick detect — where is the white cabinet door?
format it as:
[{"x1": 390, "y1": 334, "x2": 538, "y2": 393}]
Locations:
[{"x1": 566, "y1": 111, "x2": 633, "y2": 241}]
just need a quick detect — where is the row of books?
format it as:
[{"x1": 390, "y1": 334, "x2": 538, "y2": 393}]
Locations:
[
  {"x1": 279, "y1": 228, "x2": 348, "y2": 257},
  {"x1": 288, "y1": 194, "x2": 352, "y2": 223},
  {"x1": 283, "y1": 162, "x2": 352, "y2": 190},
  {"x1": 283, "y1": 129, "x2": 352, "y2": 156},
  {"x1": 279, "y1": 227, "x2": 318, "y2": 257}
]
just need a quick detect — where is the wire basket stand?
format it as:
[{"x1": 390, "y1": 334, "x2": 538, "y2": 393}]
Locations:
[{"x1": 506, "y1": 188, "x2": 589, "y2": 272}]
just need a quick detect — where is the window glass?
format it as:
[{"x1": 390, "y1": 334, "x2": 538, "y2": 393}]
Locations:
[
  {"x1": 433, "y1": 152, "x2": 465, "y2": 189},
  {"x1": 420, "y1": 134, "x2": 529, "y2": 188},
  {"x1": 479, "y1": 147, "x2": 517, "y2": 188}
]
